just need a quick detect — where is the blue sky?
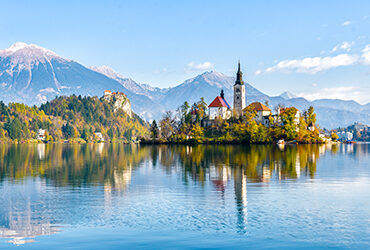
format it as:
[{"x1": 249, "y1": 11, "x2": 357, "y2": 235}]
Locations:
[{"x1": 0, "y1": 0, "x2": 369, "y2": 103}]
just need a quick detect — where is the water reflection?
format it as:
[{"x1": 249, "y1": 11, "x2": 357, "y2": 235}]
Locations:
[
  {"x1": 0, "y1": 180, "x2": 59, "y2": 245},
  {"x1": 0, "y1": 143, "x2": 368, "y2": 245}
]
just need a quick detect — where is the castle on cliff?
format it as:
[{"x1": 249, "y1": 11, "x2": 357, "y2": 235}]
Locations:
[{"x1": 103, "y1": 90, "x2": 132, "y2": 118}]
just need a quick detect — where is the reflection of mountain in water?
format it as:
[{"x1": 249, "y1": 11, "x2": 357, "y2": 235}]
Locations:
[
  {"x1": 0, "y1": 180, "x2": 59, "y2": 245},
  {"x1": 0, "y1": 143, "x2": 146, "y2": 188}
]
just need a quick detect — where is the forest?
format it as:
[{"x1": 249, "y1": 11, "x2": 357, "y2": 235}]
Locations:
[{"x1": 0, "y1": 95, "x2": 149, "y2": 143}]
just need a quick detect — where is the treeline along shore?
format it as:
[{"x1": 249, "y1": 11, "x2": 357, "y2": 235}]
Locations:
[
  {"x1": 0, "y1": 94, "x2": 339, "y2": 144},
  {"x1": 142, "y1": 98, "x2": 339, "y2": 145}
]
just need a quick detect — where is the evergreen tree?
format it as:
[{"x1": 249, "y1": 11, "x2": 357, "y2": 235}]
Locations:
[
  {"x1": 5, "y1": 118, "x2": 23, "y2": 140},
  {"x1": 150, "y1": 120, "x2": 159, "y2": 139},
  {"x1": 62, "y1": 122, "x2": 74, "y2": 138}
]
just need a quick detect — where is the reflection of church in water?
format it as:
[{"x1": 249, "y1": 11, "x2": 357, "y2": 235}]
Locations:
[{"x1": 209, "y1": 164, "x2": 248, "y2": 232}]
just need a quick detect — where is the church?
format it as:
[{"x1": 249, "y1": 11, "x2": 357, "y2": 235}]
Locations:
[
  {"x1": 207, "y1": 62, "x2": 273, "y2": 125},
  {"x1": 208, "y1": 61, "x2": 245, "y2": 120}
]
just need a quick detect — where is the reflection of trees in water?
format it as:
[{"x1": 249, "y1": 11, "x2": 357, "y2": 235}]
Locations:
[
  {"x1": 0, "y1": 143, "x2": 150, "y2": 189},
  {"x1": 165, "y1": 144, "x2": 328, "y2": 185},
  {"x1": 0, "y1": 143, "x2": 344, "y2": 188}
]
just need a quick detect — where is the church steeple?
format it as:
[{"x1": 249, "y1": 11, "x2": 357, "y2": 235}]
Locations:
[
  {"x1": 233, "y1": 60, "x2": 246, "y2": 114},
  {"x1": 235, "y1": 60, "x2": 244, "y2": 85}
]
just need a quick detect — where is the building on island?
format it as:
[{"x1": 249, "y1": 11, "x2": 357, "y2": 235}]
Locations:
[
  {"x1": 208, "y1": 90, "x2": 232, "y2": 120},
  {"x1": 94, "y1": 132, "x2": 105, "y2": 142},
  {"x1": 233, "y1": 61, "x2": 246, "y2": 115},
  {"x1": 245, "y1": 102, "x2": 272, "y2": 126},
  {"x1": 204, "y1": 61, "x2": 301, "y2": 128},
  {"x1": 337, "y1": 131, "x2": 353, "y2": 141},
  {"x1": 36, "y1": 129, "x2": 46, "y2": 141}
]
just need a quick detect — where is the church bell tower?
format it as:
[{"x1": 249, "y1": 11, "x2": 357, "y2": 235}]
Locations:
[{"x1": 233, "y1": 61, "x2": 246, "y2": 114}]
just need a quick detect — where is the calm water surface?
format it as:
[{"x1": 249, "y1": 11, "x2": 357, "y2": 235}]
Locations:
[{"x1": 0, "y1": 143, "x2": 369, "y2": 249}]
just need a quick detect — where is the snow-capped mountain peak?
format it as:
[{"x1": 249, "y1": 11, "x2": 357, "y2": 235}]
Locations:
[
  {"x1": 182, "y1": 71, "x2": 234, "y2": 89},
  {"x1": 6, "y1": 42, "x2": 29, "y2": 52},
  {"x1": 279, "y1": 91, "x2": 297, "y2": 99},
  {"x1": 0, "y1": 42, "x2": 62, "y2": 60},
  {"x1": 89, "y1": 65, "x2": 124, "y2": 80}
]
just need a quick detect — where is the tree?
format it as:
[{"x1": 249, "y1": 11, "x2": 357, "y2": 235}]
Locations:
[
  {"x1": 0, "y1": 128, "x2": 6, "y2": 140},
  {"x1": 306, "y1": 106, "x2": 316, "y2": 126},
  {"x1": 196, "y1": 97, "x2": 208, "y2": 121},
  {"x1": 107, "y1": 127, "x2": 114, "y2": 139},
  {"x1": 280, "y1": 107, "x2": 299, "y2": 140},
  {"x1": 150, "y1": 120, "x2": 159, "y2": 139},
  {"x1": 159, "y1": 111, "x2": 175, "y2": 140},
  {"x1": 81, "y1": 127, "x2": 90, "y2": 141},
  {"x1": 45, "y1": 131, "x2": 53, "y2": 141},
  {"x1": 62, "y1": 122, "x2": 74, "y2": 139},
  {"x1": 243, "y1": 105, "x2": 257, "y2": 124},
  {"x1": 190, "y1": 123, "x2": 204, "y2": 143},
  {"x1": 5, "y1": 118, "x2": 23, "y2": 140},
  {"x1": 331, "y1": 132, "x2": 339, "y2": 142}
]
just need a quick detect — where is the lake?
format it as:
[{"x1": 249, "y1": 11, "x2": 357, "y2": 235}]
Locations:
[{"x1": 0, "y1": 143, "x2": 369, "y2": 249}]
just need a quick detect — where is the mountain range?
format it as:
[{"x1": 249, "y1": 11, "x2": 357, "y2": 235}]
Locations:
[{"x1": 0, "y1": 42, "x2": 369, "y2": 129}]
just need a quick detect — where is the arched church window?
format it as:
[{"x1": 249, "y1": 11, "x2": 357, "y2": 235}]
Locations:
[{"x1": 236, "y1": 89, "x2": 240, "y2": 93}]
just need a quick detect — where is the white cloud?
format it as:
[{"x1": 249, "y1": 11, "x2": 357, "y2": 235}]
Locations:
[
  {"x1": 298, "y1": 86, "x2": 369, "y2": 104},
  {"x1": 259, "y1": 53, "x2": 358, "y2": 74},
  {"x1": 342, "y1": 21, "x2": 352, "y2": 26},
  {"x1": 36, "y1": 94, "x2": 47, "y2": 104},
  {"x1": 185, "y1": 61, "x2": 214, "y2": 72},
  {"x1": 40, "y1": 88, "x2": 57, "y2": 93},
  {"x1": 362, "y1": 44, "x2": 370, "y2": 64},
  {"x1": 312, "y1": 83, "x2": 318, "y2": 87},
  {"x1": 331, "y1": 41, "x2": 354, "y2": 52},
  {"x1": 255, "y1": 45, "x2": 370, "y2": 76},
  {"x1": 255, "y1": 69, "x2": 263, "y2": 75}
]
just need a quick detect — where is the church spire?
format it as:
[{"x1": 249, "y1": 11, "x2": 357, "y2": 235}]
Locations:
[{"x1": 235, "y1": 60, "x2": 244, "y2": 85}]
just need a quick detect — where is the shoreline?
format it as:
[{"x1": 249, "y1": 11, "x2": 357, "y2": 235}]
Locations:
[{"x1": 139, "y1": 139, "x2": 342, "y2": 145}]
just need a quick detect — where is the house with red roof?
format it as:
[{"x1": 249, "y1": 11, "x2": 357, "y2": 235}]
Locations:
[
  {"x1": 245, "y1": 102, "x2": 272, "y2": 126},
  {"x1": 208, "y1": 90, "x2": 232, "y2": 120}
]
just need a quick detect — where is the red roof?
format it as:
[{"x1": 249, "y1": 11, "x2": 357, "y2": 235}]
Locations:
[
  {"x1": 247, "y1": 102, "x2": 271, "y2": 111},
  {"x1": 208, "y1": 96, "x2": 230, "y2": 108}
]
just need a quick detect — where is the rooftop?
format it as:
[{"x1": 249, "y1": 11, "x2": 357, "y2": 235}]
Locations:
[
  {"x1": 247, "y1": 102, "x2": 271, "y2": 112},
  {"x1": 208, "y1": 96, "x2": 231, "y2": 108}
]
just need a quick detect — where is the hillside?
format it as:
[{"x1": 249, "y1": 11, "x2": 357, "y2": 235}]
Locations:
[{"x1": 0, "y1": 95, "x2": 148, "y2": 142}]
